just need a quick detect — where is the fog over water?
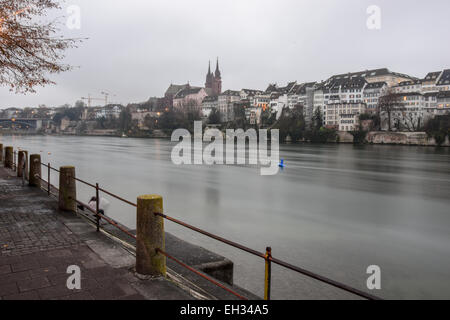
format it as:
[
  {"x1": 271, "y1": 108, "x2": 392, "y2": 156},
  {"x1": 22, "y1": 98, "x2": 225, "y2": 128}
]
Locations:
[{"x1": 2, "y1": 135, "x2": 450, "y2": 299}]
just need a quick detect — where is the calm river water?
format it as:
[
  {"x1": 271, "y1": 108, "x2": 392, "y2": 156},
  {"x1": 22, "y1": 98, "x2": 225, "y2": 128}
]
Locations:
[{"x1": 2, "y1": 135, "x2": 450, "y2": 299}]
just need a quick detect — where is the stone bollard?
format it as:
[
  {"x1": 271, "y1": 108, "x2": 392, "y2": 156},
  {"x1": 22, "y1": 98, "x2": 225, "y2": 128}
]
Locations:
[
  {"x1": 24, "y1": 151, "x2": 29, "y2": 180},
  {"x1": 58, "y1": 166, "x2": 77, "y2": 213},
  {"x1": 136, "y1": 195, "x2": 166, "y2": 276},
  {"x1": 17, "y1": 151, "x2": 26, "y2": 177},
  {"x1": 4, "y1": 146, "x2": 13, "y2": 168},
  {"x1": 0, "y1": 144, "x2": 3, "y2": 163},
  {"x1": 29, "y1": 154, "x2": 41, "y2": 187}
]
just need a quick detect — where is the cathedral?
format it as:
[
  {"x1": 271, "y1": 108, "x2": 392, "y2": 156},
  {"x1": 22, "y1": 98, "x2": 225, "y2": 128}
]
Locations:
[{"x1": 205, "y1": 58, "x2": 222, "y2": 96}]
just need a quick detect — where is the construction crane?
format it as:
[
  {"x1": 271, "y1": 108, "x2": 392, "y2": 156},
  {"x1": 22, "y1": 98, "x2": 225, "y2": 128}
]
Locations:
[
  {"x1": 81, "y1": 91, "x2": 117, "y2": 107},
  {"x1": 101, "y1": 90, "x2": 116, "y2": 105},
  {"x1": 80, "y1": 94, "x2": 105, "y2": 107}
]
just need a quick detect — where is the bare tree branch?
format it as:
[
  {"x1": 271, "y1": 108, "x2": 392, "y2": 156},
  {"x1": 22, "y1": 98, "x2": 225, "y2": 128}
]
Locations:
[{"x1": 0, "y1": 0, "x2": 82, "y2": 93}]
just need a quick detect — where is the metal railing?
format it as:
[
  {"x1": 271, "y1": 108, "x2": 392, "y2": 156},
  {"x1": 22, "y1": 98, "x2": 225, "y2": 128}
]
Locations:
[{"x1": 31, "y1": 161, "x2": 380, "y2": 300}]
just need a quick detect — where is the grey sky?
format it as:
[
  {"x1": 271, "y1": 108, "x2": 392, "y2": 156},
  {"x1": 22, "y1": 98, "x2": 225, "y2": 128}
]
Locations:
[{"x1": 1, "y1": 0, "x2": 449, "y2": 109}]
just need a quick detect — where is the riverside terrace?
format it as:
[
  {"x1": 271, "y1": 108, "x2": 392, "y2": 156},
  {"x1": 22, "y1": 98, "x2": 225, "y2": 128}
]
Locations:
[
  {"x1": 0, "y1": 152, "x2": 257, "y2": 300},
  {"x1": 0, "y1": 145, "x2": 379, "y2": 300}
]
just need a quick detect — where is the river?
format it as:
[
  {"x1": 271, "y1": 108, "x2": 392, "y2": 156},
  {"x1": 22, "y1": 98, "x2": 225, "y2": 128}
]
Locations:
[{"x1": 1, "y1": 134, "x2": 450, "y2": 299}]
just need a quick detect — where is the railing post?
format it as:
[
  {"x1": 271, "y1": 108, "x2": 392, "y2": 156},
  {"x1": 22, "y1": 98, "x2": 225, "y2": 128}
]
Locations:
[
  {"x1": 4, "y1": 146, "x2": 13, "y2": 169},
  {"x1": 264, "y1": 247, "x2": 272, "y2": 300},
  {"x1": 58, "y1": 166, "x2": 77, "y2": 213},
  {"x1": 48, "y1": 163, "x2": 51, "y2": 195},
  {"x1": 29, "y1": 154, "x2": 41, "y2": 187},
  {"x1": 136, "y1": 195, "x2": 166, "y2": 276},
  {"x1": 96, "y1": 183, "x2": 100, "y2": 232},
  {"x1": 13, "y1": 150, "x2": 17, "y2": 171},
  {"x1": 0, "y1": 144, "x2": 3, "y2": 163},
  {"x1": 17, "y1": 151, "x2": 26, "y2": 177}
]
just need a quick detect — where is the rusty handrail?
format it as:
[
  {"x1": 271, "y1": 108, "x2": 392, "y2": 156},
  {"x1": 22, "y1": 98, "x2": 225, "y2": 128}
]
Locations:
[
  {"x1": 157, "y1": 248, "x2": 248, "y2": 300},
  {"x1": 39, "y1": 162, "x2": 136, "y2": 205},
  {"x1": 155, "y1": 212, "x2": 381, "y2": 300},
  {"x1": 35, "y1": 162, "x2": 381, "y2": 300},
  {"x1": 155, "y1": 212, "x2": 265, "y2": 259},
  {"x1": 73, "y1": 198, "x2": 137, "y2": 240}
]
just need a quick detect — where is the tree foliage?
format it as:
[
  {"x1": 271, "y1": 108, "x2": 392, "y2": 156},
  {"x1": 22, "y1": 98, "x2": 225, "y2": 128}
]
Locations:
[
  {"x1": 0, "y1": 0, "x2": 80, "y2": 92},
  {"x1": 378, "y1": 88, "x2": 399, "y2": 131},
  {"x1": 207, "y1": 108, "x2": 221, "y2": 124},
  {"x1": 273, "y1": 105, "x2": 305, "y2": 143},
  {"x1": 424, "y1": 114, "x2": 450, "y2": 146}
]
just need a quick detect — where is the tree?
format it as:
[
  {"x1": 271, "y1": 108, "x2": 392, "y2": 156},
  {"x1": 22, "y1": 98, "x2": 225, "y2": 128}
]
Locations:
[
  {"x1": 260, "y1": 108, "x2": 276, "y2": 128},
  {"x1": 360, "y1": 113, "x2": 380, "y2": 131},
  {"x1": 378, "y1": 89, "x2": 399, "y2": 131},
  {"x1": 74, "y1": 100, "x2": 86, "y2": 109},
  {"x1": 0, "y1": 0, "x2": 81, "y2": 93},
  {"x1": 207, "y1": 108, "x2": 221, "y2": 124},
  {"x1": 273, "y1": 105, "x2": 305, "y2": 143},
  {"x1": 311, "y1": 107, "x2": 323, "y2": 131},
  {"x1": 119, "y1": 108, "x2": 132, "y2": 133},
  {"x1": 401, "y1": 112, "x2": 422, "y2": 132},
  {"x1": 424, "y1": 114, "x2": 450, "y2": 146}
]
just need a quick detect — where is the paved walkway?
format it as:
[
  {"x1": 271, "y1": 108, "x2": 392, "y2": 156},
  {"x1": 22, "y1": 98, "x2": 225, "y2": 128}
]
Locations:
[{"x1": 0, "y1": 166, "x2": 192, "y2": 300}]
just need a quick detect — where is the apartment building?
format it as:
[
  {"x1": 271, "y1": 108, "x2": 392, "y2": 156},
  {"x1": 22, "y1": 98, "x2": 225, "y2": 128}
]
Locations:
[
  {"x1": 325, "y1": 102, "x2": 367, "y2": 131},
  {"x1": 218, "y1": 90, "x2": 240, "y2": 122}
]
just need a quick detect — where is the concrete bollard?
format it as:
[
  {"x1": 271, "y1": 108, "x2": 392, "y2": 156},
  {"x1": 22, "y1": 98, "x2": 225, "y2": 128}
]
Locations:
[
  {"x1": 58, "y1": 166, "x2": 77, "y2": 213},
  {"x1": 0, "y1": 144, "x2": 3, "y2": 163},
  {"x1": 4, "y1": 146, "x2": 13, "y2": 168},
  {"x1": 29, "y1": 154, "x2": 41, "y2": 187},
  {"x1": 17, "y1": 151, "x2": 26, "y2": 177},
  {"x1": 136, "y1": 195, "x2": 166, "y2": 276}
]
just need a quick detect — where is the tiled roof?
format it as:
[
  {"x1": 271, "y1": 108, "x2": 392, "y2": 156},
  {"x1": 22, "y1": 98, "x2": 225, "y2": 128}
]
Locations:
[
  {"x1": 437, "y1": 69, "x2": 450, "y2": 86},
  {"x1": 397, "y1": 80, "x2": 422, "y2": 86},
  {"x1": 174, "y1": 87, "x2": 202, "y2": 99},
  {"x1": 165, "y1": 84, "x2": 189, "y2": 96},
  {"x1": 423, "y1": 71, "x2": 441, "y2": 81},
  {"x1": 221, "y1": 90, "x2": 240, "y2": 96},
  {"x1": 365, "y1": 82, "x2": 387, "y2": 89},
  {"x1": 202, "y1": 95, "x2": 218, "y2": 103}
]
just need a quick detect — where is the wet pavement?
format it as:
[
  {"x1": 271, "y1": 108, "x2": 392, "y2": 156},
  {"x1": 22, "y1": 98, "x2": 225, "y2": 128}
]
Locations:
[{"x1": 0, "y1": 165, "x2": 193, "y2": 300}]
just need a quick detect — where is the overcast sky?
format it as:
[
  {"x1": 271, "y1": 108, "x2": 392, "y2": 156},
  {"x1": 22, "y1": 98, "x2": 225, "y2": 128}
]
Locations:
[{"x1": 1, "y1": 0, "x2": 449, "y2": 109}]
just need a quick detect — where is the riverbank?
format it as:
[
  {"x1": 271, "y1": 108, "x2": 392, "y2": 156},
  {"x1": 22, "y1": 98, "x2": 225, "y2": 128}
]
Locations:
[
  {"x1": 0, "y1": 165, "x2": 258, "y2": 300},
  {"x1": 2, "y1": 130, "x2": 449, "y2": 147},
  {"x1": 338, "y1": 131, "x2": 450, "y2": 146}
]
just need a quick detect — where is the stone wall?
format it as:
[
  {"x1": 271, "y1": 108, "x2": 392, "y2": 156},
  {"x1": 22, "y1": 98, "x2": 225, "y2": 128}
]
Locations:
[
  {"x1": 366, "y1": 131, "x2": 450, "y2": 146},
  {"x1": 337, "y1": 131, "x2": 354, "y2": 143}
]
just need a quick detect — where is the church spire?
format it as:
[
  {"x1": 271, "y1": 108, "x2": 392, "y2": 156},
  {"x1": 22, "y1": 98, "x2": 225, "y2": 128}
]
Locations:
[
  {"x1": 208, "y1": 60, "x2": 211, "y2": 75},
  {"x1": 215, "y1": 57, "x2": 221, "y2": 78}
]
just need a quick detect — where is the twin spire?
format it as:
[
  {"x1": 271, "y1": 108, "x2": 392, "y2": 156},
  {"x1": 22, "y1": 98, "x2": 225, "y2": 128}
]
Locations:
[
  {"x1": 205, "y1": 58, "x2": 222, "y2": 96},
  {"x1": 207, "y1": 58, "x2": 221, "y2": 79}
]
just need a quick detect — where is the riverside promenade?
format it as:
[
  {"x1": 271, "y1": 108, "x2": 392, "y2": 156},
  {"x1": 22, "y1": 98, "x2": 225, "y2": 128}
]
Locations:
[{"x1": 0, "y1": 165, "x2": 192, "y2": 300}]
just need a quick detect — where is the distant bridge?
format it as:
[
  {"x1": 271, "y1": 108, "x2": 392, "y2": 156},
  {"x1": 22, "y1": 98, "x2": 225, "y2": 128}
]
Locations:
[{"x1": 0, "y1": 118, "x2": 43, "y2": 129}]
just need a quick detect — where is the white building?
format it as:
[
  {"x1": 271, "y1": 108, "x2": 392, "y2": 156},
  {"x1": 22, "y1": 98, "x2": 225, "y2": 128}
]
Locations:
[
  {"x1": 201, "y1": 95, "x2": 218, "y2": 119},
  {"x1": 218, "y1": 90, "x2": 240, "y2": 122},
  {"x1": 95, "y1": 105, "x2": 123, "y2": 119},
  {"x1": 325, "y1": 102, "x2": 367, "y2": 131},
  {"x1": 363, "y1": 82, "x2": 387, "y2": 114}
]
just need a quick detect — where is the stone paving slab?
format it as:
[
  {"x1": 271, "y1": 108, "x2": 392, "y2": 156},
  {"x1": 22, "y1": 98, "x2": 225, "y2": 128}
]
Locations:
[{"x1": 0, "y1": 166, "x2": 193, "y2": 300}]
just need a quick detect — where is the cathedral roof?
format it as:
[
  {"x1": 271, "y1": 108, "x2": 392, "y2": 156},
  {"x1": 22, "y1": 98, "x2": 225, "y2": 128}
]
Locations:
[{"x1": 165, "y1": 84, "x2": 190, "y2": 97}]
